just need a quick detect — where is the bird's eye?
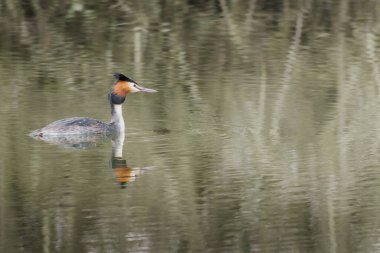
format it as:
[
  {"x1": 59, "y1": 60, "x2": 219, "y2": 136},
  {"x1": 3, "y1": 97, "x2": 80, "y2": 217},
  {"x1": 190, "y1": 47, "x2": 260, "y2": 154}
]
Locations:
[{"x1": 133, "y1": 84, "x2": 137, "y2": 88}]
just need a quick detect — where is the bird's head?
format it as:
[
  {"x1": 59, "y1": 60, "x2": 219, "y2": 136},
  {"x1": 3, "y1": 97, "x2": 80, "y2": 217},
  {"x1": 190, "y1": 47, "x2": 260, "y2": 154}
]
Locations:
[{"x1": 109, "y1": 73, "x2": 157, "y2": 104}]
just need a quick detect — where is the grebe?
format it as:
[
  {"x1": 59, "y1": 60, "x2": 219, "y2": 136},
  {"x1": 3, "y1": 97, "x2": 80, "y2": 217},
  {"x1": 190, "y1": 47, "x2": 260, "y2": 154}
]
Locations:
[{"x1": 30, "y1": 73, "x2": 157, "y2": 137}]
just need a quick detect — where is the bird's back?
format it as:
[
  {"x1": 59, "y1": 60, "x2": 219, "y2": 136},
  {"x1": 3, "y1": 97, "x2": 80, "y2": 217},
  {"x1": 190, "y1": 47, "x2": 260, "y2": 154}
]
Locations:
[{"x1": 30, "y1": 117, "x2": 110, "y2": 137}]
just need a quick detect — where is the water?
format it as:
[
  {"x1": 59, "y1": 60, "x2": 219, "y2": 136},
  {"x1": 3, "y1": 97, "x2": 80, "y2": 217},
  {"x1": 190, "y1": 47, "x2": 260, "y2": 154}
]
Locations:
[{"x1": 1, "y1": 2, "x2": 380, "y2": 253}]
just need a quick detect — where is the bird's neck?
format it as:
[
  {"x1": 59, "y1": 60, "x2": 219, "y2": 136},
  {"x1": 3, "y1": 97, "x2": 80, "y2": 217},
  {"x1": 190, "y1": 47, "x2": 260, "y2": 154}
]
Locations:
[
  {"x1": 110, "y1": 103, "x2": 125, "y2": 135},
  {"x1": 112, "y1": 131, "x2": 125, "y2": 158}
]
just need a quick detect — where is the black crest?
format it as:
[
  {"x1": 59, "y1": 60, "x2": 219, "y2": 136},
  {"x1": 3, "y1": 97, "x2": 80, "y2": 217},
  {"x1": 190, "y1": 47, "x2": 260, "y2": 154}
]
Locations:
[{"x1": 114, "y1": 73, "x2": 136, "y2": 83}]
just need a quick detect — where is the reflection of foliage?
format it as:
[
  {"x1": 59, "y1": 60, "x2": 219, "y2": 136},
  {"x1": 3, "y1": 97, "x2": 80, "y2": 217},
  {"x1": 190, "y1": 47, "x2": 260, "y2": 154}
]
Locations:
[{"x1": 1, "y1": 1, "x2": 378, "y2": 51}]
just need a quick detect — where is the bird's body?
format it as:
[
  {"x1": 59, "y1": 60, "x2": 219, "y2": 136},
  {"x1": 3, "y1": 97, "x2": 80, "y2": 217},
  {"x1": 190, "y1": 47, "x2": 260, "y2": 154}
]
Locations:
[
  {"x1": 31, "y1": 117, "x2": 111, "y2": 136},
  {"x1": 30, "y1": 73, "x2": 156, "y2": 138}
]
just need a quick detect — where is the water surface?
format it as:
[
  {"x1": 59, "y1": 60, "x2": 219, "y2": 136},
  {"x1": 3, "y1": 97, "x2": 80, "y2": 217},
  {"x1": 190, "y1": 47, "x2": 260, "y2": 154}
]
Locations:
[{"x1": 1, "y1": 1, "x2": 380, "y2": 253}]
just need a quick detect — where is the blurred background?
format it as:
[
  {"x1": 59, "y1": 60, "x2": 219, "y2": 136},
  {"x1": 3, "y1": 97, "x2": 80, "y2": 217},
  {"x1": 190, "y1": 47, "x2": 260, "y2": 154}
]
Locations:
[{"x1": 1, "y1": 0, "x2": 380, "y2": 252}]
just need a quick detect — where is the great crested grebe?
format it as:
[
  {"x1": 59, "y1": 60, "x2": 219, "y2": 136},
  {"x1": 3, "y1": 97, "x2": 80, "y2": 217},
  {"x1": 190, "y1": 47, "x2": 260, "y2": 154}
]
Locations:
[{"x1": 30, "y1": 73, "x2": 157, "y2": 137}]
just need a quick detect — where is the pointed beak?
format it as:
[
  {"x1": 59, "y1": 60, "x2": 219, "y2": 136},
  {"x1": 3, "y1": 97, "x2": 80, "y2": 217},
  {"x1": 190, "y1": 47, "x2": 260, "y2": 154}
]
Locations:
[{"x1": 136, "y1": 84, "x2": 157, "y2": 93}]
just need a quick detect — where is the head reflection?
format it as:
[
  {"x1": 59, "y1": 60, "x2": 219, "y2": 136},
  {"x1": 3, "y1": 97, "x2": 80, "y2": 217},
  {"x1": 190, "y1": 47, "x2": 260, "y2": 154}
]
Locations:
[{"x1": 111, "y1": 158, "x2": 145, "y2": 189}]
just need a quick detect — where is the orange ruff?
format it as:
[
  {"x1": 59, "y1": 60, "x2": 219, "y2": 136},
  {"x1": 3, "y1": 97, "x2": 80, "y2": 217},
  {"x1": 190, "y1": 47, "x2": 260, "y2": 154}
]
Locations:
[{"x1": 113, "y1": 81, "x2": 131, "y2": 96}]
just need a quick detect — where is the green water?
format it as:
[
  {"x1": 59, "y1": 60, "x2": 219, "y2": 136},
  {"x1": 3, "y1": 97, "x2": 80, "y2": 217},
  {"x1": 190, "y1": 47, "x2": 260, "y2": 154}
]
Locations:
[{"x1": 0, "y1": 1, "x2": 380, "y2": 252}]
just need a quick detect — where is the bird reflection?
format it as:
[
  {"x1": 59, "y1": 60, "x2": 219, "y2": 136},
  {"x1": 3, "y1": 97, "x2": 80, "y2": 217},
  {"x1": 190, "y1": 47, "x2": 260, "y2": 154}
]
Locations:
[
  {"x1": 111, "y1": 133, "x2": 152, "y2": 189},
  {"x1": 30, "y1": 131, "x2": 154, "y2": 189}
]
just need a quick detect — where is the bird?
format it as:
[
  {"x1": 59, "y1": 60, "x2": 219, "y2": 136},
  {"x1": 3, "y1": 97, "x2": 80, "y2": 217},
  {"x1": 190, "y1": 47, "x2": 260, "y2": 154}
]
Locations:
[{"x1": 30, "y1": 73, "x2": 157, "y2": 138}]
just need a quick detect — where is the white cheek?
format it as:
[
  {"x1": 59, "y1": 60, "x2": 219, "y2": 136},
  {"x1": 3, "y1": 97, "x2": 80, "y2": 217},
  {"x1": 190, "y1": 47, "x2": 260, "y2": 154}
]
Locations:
[{"x1": 129, "y1": 84, "x2": 140, "y2": 93}]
